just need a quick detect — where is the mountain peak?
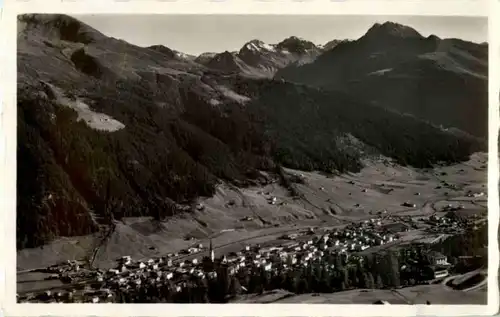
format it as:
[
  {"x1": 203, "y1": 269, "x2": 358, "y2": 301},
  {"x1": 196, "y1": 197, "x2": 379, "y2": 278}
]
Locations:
[
  {"x1": 276, "y1": 36, "x2": 317, "y2": 53},
  {"x1": 241, "y1": 39, "x2": 275, "y2": 53},
  {"x1": 364, "y1": 21, "x2": 423, "y2": 40},
  {"x1": 18, "y1": 14, "x2": 105, "y2": 44},
  {"x1": 248, "y1": 39, "x2": 265, "y2": 45},
  {"x1": 205, "y1": 51, "x2": 244, "y2": 73},
  {"x1": 147, "y1": 45, "x2": 177, "y2": 59}
]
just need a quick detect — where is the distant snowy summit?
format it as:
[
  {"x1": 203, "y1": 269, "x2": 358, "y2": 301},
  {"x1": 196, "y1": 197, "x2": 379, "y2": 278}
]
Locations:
[
  {"x1": 241, "y1": 39, "x2": 276, "y2": 53},
  {"x1": 145, "y1": 36, "x2": 347, "y2": 78},
  {"x1": 196, "y1": 36, "x2": 327, "y2": 78}
]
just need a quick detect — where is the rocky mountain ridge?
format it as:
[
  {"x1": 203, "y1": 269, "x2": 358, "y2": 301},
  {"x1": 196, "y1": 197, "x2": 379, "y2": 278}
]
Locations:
[
  {"x1": 275, "y1": 21, "x2": 488, "y2": 138},
  {"x1": 196, "y1": 36, "x2": 323, "y2": 78}
]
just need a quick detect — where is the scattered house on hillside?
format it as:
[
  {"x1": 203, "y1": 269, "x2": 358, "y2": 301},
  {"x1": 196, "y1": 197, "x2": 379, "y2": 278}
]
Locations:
[
  {"x1": 402, "y1": 201, "x2": 416, "y2": 208},
  {"x1": 430, "y1": 215, "x2": 443, "y2": 224},
  {"x1": 118, "y1": 256, "x2": 132, "y2": 266},
  {"x1": 196, "y1": 203, "x2": 205, "y2": 211},
  {"x1": 468, "y1": 191, "x2": 485, "y2": 198}
]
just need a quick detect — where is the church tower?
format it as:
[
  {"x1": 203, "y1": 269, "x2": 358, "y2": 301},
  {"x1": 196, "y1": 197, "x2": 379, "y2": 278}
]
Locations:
[{"x1": 209, "y1": 238, "x2": 215, "y2": 262}]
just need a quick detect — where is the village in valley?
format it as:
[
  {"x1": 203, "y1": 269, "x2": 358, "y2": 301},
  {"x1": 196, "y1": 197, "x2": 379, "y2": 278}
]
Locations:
[{"x1": 17, "y1": 192, "x2": 487, "y2": 303}]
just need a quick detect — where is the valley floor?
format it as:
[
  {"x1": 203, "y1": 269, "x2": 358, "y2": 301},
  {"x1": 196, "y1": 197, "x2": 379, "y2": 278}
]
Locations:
[{"x1": 16, "y1": 153, "x2": 488, "y2": 302}]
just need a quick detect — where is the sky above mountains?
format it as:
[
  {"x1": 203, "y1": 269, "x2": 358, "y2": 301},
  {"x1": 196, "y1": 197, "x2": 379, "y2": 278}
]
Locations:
[{"x1": 75, "y1": 15, "x2": 487, "y2": 55}]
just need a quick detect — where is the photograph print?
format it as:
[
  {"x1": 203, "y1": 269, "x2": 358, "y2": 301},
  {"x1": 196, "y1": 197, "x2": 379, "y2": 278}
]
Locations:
[{"x1": 16, "y1": 13, "x2": 488, "y2": 305}]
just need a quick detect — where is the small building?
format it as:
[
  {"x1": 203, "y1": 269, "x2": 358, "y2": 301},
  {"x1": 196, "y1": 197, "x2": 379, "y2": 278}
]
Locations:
[
  {"x1": 402, "y1": 202, "x2": 416, "y2": 208},
  {"x1": 428, "y1": 251, "x2": 448, "y2": 266},
  {"x1": 196, "y1": 203, "x2": 205, "y2": 211}
]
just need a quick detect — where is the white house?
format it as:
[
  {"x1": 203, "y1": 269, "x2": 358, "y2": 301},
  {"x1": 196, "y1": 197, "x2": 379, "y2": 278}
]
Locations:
[{"x1": 429, "y1": 252, "x2": 448, "y2": 266}]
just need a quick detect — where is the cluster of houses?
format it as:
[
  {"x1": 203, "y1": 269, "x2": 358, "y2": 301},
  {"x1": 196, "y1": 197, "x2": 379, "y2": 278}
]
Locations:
[
  {"x1": 19, "y1": 204, "x2": 483, "y2": 303},
  {"x1": 208, "y1": 218, "x2": 405, "y2": 278},
  {"x1": 18, "y1": 216, "x2": 405, "y2": 303},
  {"x1": 424, "y1": 211, "x2": 480, "y2": 234},
  {"x1": 18, "y1": 251, "x2": 209, "y2": 303}
]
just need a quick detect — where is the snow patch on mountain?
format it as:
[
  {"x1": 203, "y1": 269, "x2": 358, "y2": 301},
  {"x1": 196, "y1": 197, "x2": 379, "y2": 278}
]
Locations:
[
  {"x1": 368, "y1": 68, "x2": 393, "y2": 76},
  {"x1": 216, "y1": 86, "x2": 251, "y2": 104},
  {"x1": 261, "y1": 42, "x2": 276, "y2": 51},
  {"x1": 174, "y1": 51, "x2": 192, "y2": 60},
  {"x1": 209, "y1": 98, "x2": 222, "y2": 106},
  {"x1": 244, "y1": 40, "x2": 276, "y2": 53}
]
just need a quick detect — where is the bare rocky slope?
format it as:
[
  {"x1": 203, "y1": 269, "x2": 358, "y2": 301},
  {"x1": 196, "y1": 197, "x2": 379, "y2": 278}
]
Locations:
[
  {"x1": 275, "y1": 22, "x2": 488, "y2": 139},
  {"x1": 17, "y1": 14, "x2": 485, "y2": 249}
]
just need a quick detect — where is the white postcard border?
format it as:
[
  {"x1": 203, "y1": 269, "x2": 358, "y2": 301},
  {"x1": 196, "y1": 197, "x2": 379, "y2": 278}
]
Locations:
[{"x1": 0, "y1": 0, "x2": 498, "y2": 316}]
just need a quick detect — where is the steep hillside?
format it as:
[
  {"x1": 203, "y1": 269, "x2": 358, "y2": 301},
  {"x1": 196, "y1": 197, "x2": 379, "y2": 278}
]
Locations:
[
  {"x1": 275, "y1": 22, "x2": 488, "y2": 138},
  {"x1": 17, "y1": 15, "x2": 485, "y2": 249}
]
